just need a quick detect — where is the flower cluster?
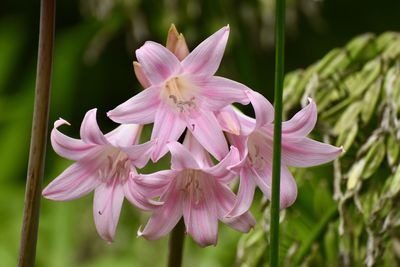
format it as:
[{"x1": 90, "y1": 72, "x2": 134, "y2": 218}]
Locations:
[{"x1": 43, "y1": 25, "x2": 342, "y2": 246}]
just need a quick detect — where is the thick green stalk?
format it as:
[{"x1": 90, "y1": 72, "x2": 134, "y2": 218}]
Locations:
[
  {"x1": 270, "y1": 0, "x2": 285, "y2": 266},
  {"x1": 167, "y1": 219, "x2": 185, "y2": 267},
  {"x1": 17, "y1": 0, "x2": 55, "y2": 266}
]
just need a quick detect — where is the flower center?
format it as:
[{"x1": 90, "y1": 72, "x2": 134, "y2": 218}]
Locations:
[
  {"x1": 162, "y1": 76, "x2": 199, "y2": 114},
  {"x1": 180, "y1": 169, "x2": 204, "y2": 205},
  {"x1": 98, "y1": 148, "x2": 131, "y2": 184},
  {"x1": 247, "y1": 132, "x2": 267, "y2": 171}
]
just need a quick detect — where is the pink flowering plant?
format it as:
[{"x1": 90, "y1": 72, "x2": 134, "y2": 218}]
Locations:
[{"x1": 42, "y1": 25, "x2": 342, "y2": 249}]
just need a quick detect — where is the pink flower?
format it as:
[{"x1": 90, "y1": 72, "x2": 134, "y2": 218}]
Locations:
[
  {"x1": 224, "y1": 95, "x2": 343, "y2": 217},
  {"x1": 136, "y1": 133, "x2": 256, "y2": 247},
  {"x1": 42, "y1": 109, "x2": 156, "y2": 242},
  {"x1": 108, "y1": 26, "x2": 253, "y2": 162}
]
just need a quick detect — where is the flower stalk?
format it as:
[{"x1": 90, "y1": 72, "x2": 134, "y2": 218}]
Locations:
[
  {"x1": 270, "y1": 0, "x2": 286, "y2": 266},
  {"x1": 167, "y1": 219, "x2": 185, "y2": 267},
  {"x1": 18, "y1": 0, "x2": 55, "y2": 266}
]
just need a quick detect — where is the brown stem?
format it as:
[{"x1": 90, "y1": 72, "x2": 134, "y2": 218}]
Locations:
[
  {"x1": 167, "y1": 219, "x2": 186, "y2": 267},
  {"x1": 17, "y1": 0, "x2": 55, "y2": 266}
]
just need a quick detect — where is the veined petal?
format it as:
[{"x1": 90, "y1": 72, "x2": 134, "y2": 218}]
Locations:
[
  {"x1": 42, "y1": 162, "x2": 99, "y2": 201},
  {"x1": 123, "y1": 178, "x2": 162, "y2": 211},
  {"x1": 151, "y1": 103, "x2": 186, "y2": 161},
  {"x1": 282, "y1": 98, "x2": 317, "y2": 136},
  {"x1": 251, "y1": 164, "x2": 298, "y2": 209},
  {"x1": 187, "y1": 110, "x2": 228, "y2": 161},
  {"x1": 250, "y1": 165, "x2": 272, "y2": 201},
  {"x1": 235, "y1": 109, "x2": 257, "y2": 136},
  {"x1": 215, "y1": 106, "x2": 241, "y2": 135},
  {"x1": 279, "y1": 166, "x2": 298, "y2": 209},
  {"x1": 51, "y1": 119, "x2": 99, "y2": 161},
  {"x1": 107, "y1": 85, "x2": 160, "y2": 124},
  {"x1": 182, "y1": 131, "x2": 213, "y2": 168},
  {"x1": 193, "y1": 76, "x2": 250, "y2": 110},
  {"x1": 93, "y1": 182, "x2": 125, "y2": 242},
  {"x1": 225, "y1": 167, "x2": 256, "y2": 217},
  {"x1": 282, "y1": 137, "x2": 343, "y2": 167},
  {"x1": 245, "y1": 90, "x2": 274, "y2": 129},
  {"x1": 105, "y1": 124, "x2": 143, "y2": 147},
  {"x1": 167, "y1": 141, "x2": 199, "y2": 170},
  {"x1": 216, "y1": 183, "x2": 256, "y2": 232},
  {"x1": 136, "y1": 41, "x2": 181, "y2": 85},
  {"x1": 133, "y1": 61, "x2": 151, "y2": 88},
  {"x1": 121, "y1": 140, "x2": 155, "y2": 168},
  {"x1": 135, "y1": 170, "x2": 177, "y2": 196},
  {"x1": 181, "y1": 26, "x2": 229, "y2": 77},
  {"x1": 80, "y1": 109, "x2": 108, "y2": 145},
  {"x1": 139, "y1": 180, "x2": 183, "y2": 240},
  {"x1": 228, "y1": 133, "x2": 249, "y2": 160},
  {"x1": 183, "y1": 175, "x2": 218, "y2": 247},
  {"x1": 204, "y1": 146, "x2": 240, "y2": 182}
]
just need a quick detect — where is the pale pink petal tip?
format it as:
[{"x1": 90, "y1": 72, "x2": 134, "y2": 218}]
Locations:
[
  {"x1": 137, "y1": 226, "x2": 144, "y2": 237},
  {"x1": 54, "y1": 118, "x2": 70, "y2": 128}
]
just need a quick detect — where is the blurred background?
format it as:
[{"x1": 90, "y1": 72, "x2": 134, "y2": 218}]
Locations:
[{"x1": 1, "y1": 0, "x2": 400, "y2": 266}]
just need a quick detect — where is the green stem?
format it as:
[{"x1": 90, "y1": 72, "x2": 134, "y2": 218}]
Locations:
[
  {"x1": 270, "y1": 0, "x2": 285, "y2": 266},
  {"x1": 167, "y1": 219, "x2": 185, "y2": 267},
  {"x1": 17, "y1": 0, "x2": 55, "y2": 266}
]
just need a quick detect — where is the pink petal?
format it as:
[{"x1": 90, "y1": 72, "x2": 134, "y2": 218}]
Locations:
[
  {"x1": 93, "y1": 181, "x2": 125, "y2": 242},
  {"x1": 139, "y1": 180, "x2": 183, "y2": 240},
  {"x1": 282, "y1": 137, "x2": 343, "y2": 167},
  {"x1": 215, "y1": 183, "x2": 256, "y2": 232},
  {"x1": 121, "y1": 140, "x2": 155, "y2": 168},
  {"x1": 135, "y1": 170, "x2": 177, "y2": 196},
  {"x1": 181, "y1": 26, "x2": 229, "y2": 77},
  {"x1": 225, "y1": 167, "x2": 256, "y2": 217},
  {"x1": 187, "y1": 110, "x2": 228, "y2": 161},
  {"x1": 279, "y1": 166, "x2": 298, "y2": 209},
  {"x1": 245, "y1": 90, "x2": 274, "y2": 129},
  {"x1": 227, "y1": 133, "x2": 249, "y2": 166},
  {"x1": 151, "y1": 103, "x2": 186, "y2": 161},
  {"x1": 136, "y1": 41, "x2": 181, "y2": 85},
  {"x1": 51, "y1": 119, "x2": 99, "y2": 161},
  {"x1": 105, "y1": 124, "x2": 143, "y2": 147},
  {"x1": 80, "y1": 109, "x2": 108, "y2": 145},
  {"x1": 215, "y1": 106, "x2": 241, "y2": 135},
  {"x1": 282, "y1": 98, "x2": 317, "y2": 136},
  {"x1": 42, "y1": 162, "x2": 99, "y2": 201},
  {"x1": 133, "y1": 61, "x2": 151, "y2": 88},
  {"x1": 123, "y1": 178, "x2": 162, "y2": 211},
  {"x1": 167, "y1": 141, "x2": 199, "y2": 170},
  {"x1": 250, "y1": 166, "x2": 272, "y2": 201},
  {"x1": 235, "y1": 109, "x2": 257, "y2": 136},
  {"x1": 107, "y1": 85, "x2": 160, "y2": 124},
  {"x1": 182, "y1": 131, "x2": 213, "y2": 168},
  {"x1": 251, "y1": 164, "x2": 298, "y2": 209},
  {"x1": 182, "y1": 174, "x2": 218, "y2": 247},
  {"x1": 204, "y1": 146, "x2": 240, "y2": 183},
  {"x1": 192, "y1": 76, "x2": 250, "y2": 110}
]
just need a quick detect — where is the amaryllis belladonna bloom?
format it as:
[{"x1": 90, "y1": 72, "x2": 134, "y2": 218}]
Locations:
[
  {"x1": 222, "y1": 97, "x2": 343, "y2": 217},
  {"x1": 136, "y1": 133, "x2": 256, "y2": 247},
  {"x1": 42, "y1": 109, "x2": 157, "y2": 242},
  {"x1": 108, "y1": 26, "x2": 254, "y2": 162}
]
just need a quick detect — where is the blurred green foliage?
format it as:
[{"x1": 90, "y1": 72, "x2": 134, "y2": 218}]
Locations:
[
  {"x1": 1, "y1": 0, "x2": 400, "y2": 266},
  {"x1": 237, "y1": 32, "x2": 400, "y2": 267}
]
